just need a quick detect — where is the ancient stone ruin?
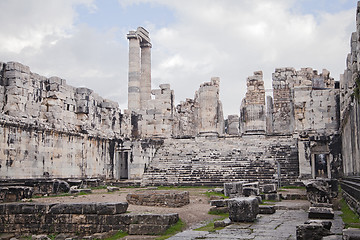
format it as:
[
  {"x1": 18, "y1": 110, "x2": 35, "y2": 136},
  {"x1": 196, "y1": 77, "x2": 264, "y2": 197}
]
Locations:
[{"x1": 2, "y1": 1, "x2": 360, "y2": 238}]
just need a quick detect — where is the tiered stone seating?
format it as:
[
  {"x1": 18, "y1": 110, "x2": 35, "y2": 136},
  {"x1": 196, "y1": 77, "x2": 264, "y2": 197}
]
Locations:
[{"x1": 142, "y1": 135, "x2": 299, "y2": 186}]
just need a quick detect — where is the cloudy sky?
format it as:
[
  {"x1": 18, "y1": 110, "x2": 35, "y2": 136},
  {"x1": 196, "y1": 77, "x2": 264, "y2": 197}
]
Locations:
[{"x1": 0, "y1": 0, "x2": 357, "y2": 116}]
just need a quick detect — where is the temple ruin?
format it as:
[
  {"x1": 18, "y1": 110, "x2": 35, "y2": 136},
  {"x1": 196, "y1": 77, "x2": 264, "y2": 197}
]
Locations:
[
  {"x1": 0, "y1": 26, "x2": 344, "y2": 186},
  {"x1": 1, "y1": 3, "x2": 360, "y2": 236}
]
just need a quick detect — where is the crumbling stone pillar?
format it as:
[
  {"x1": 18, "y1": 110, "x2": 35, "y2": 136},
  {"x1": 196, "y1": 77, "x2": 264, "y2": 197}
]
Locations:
[
  {"x1": 240, "y1": 71, "x2": 266, "y2": 134},
  {"x1": 140, "y1": 42, "x2": 152, "y2": 109},
  {"x1": 127, "y1": 31, "x2": 141, "y2": 111}
]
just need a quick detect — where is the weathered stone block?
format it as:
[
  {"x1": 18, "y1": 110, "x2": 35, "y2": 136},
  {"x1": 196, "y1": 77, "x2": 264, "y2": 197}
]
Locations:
[
  {"x1": 224, "y1": 182, "x2": 244, "y2": 198},
  {"x1": 209, "y1": 206, "x2": 228, "y2": 214},
  {"x1": 261, "y1": 193, "x2": 281, "y2": 201},
  {"x1": 214, "y1": 218, "x2": 232, "y2": 228},
  {"x1": 128, "y1": 213, "x2": 179, "y2": 225},
  {"x1": 106, "y1": 186, "x2": 120, "y2": 192},
  {"x1": 296, "y1": 223, "x2": 332, "y2": 240},
  {"x1": 227, "y1": 197, "x2": 259, "y2": 222},
  {"x1": 304, "y1": 220, "x2": 332, "y2": 230},
  {"x1": 49, "y1": 203, "x2": 83, "y2": 214},
  {"x1": 96, "y1": 202, "x2": 128, "y2": 215},
  {"x1": 261, "y1": 184, "x2": 277, "y2": 193},
  {"x1": 69, "y1": 188, "x2": 92, "y2": 194},
  {"x1": 321, "y1": 235, "x2": 343, "y2": 240},
  {"x1": 128, "y1": 224, "x2": 168, "y2": 235},
  {"x1": 126, "y1": 191, "x2": 189, "y2": 208},
  {"x1": 210, "y1": 200, "x2": 227, "y2": 207},
  {"x1": 305, "y1": 180, "x2": 332, "y2": 204},
  {"x1": 308, "y1": 207, "x2": 334, "y2": 219},
  {"x1": 343, "y1": 228, "x2": 360, "y2": 240},
  {"x1": 259, "y1": 205, "x2": 275, "y2": 214},
  {"x1": 243, "y1": 187, "x2": 259, "y2": 197},
  {"x1": 52, "y1": 180, "x2": 70, "y2": 194}
]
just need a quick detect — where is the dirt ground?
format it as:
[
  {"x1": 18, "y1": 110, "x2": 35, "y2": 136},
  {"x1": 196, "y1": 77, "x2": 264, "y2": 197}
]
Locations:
[{"x1": 32, "y1": 187, "x2": 221, "y2": 230}]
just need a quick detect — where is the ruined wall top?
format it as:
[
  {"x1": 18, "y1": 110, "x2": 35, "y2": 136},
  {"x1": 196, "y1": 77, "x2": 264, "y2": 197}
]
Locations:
[
  {"x1": 245, "y1": 71, "x2": 265, "y2": 105},
  {"x1": 0, "y1": 61, "x2": 124, "y2": 138}
]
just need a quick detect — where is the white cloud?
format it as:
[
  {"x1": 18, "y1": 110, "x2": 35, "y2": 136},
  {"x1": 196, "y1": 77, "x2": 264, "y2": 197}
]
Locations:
[
  {"x1": 0, "y1": 0, "x2": 356, "y2": 117},
  {"x1": 144, "y1": 0, "x2": 356, "y2": 116}
]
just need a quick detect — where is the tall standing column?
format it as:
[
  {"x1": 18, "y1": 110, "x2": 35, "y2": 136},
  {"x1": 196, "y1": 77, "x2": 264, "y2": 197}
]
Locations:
[
  {"x1": 127, "y1": 31, "x2": 141, "y2": 111},
  {"x1": 140, "y1": 42, "x2": 152, "y2": 109}
]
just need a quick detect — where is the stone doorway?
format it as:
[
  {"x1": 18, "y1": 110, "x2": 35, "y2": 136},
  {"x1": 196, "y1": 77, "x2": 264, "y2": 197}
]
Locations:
[
  {"x1": 311, "y1": 153, "x2": 331, "y2": 179},
  {"x1": 118, "y1": 151, "x2": 129, "y2": 179}
]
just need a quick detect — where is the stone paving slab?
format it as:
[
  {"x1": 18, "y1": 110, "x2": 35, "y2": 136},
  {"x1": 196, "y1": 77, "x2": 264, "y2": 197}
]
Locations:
[{"x1": 168, "y1": 210, "x2": 345, "y2": 240}]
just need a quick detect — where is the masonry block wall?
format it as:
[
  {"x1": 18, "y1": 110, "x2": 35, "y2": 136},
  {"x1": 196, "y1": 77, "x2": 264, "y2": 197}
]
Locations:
[
  {"x1": 0, "y1": 202, "x2": 179, "y2": 235},
  {"x1": 341, "y1": 4, "x2": 360, "y2": 176}
]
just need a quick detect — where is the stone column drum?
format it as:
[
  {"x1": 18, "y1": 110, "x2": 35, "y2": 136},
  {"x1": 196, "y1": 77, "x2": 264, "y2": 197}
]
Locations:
[
  {"x1": 127, "y1": 31, "x2": 141, "y2": 111},
  {"x1": 140, "y1": 42, "x2": 152, "y2": 109}
]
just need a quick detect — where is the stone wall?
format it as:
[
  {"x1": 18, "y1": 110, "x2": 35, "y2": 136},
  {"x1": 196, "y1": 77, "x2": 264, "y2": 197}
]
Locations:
[
  {"x1": 138, "y1": 84, "x2": 175, "y2": 138},
  {"x1": 0, "y1": 202, "x2": 179, "y2": 235},
  {"x1": 339, "y1": 2, "x2": 360, "y2": 211},
  {"x1": 340, "y1": 3, "x2": 360, "y2": 177},
  {"x1": 0, "y1": 61, "x2": 164, "y2": 181}
]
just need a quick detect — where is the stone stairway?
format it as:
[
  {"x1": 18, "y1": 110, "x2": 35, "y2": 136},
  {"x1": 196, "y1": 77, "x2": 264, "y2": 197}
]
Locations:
[
  {"x1": 341, "y1": 176, "x2": 360, "y2": 202},
  {"x1": 142, "y1": 135, "x2": 299, "y2": 186}
]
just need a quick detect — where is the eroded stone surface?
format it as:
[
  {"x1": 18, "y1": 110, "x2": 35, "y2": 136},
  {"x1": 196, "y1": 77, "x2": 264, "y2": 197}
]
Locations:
[
  {"x1": 126, "y1": 190, "x2": 190, "y2": 208},
  {"x1": 227, "y1": 197, "x2": 259, "y2": 222}
]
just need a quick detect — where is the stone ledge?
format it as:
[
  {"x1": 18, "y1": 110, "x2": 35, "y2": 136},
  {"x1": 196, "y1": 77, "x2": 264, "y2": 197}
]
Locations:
[
  {"x1": 0, "y1": 202, "x2": 179, "y2": 235},
  {"x1": 126, "y1": 190, "x2": 190, "y2": 208}
]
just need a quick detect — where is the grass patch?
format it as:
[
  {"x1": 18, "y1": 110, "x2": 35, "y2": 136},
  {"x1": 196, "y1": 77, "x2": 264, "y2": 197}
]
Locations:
[
  {"x1": 103, "y1": 230, "x2": 128, "y2": 240},
  {"x1": 340, "y1": 198, "x2": 360, "y2": 228},
  {"x1": 194, "y1": 215, "x2": 228, "y2": 232},
  {"x1": 203, "y1": 191, "x2": 228, "y2": 199},
  {"x1": 260, "y1": 202, "x2": 275, "y2": 205},
  {"x1": 78, "y1": 192, "x2": 90, "y2": 196},
  {"x1": 208, "y1": 210, "x2": 229, "y2": 217},
  {"x1": 155, "y1": 219, "x2": 186, "y2": 240}
]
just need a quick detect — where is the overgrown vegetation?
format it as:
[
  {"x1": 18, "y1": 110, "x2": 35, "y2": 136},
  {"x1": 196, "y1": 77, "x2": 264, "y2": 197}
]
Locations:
[
  {"x1": 340, "y1": 198, "x2": 360, "y2": 229},
  {"x1": 203, "y1": 191, "x2": 228, "y2": 199},
  {"x1": 155, "y1": 219, "x2": 186, "y2": 240},
  {"x1": 194, "y1": 215, "x2": 228, "y2": 232},
  {"x1": 208, "y1": 209, "x2": 229, "y2": 216}
]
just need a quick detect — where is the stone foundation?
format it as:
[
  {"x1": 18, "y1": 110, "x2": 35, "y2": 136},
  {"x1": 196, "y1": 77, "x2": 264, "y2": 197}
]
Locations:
[
  {"x1": 126, "y1": 190, "x2": 190, "y2": 208},
  {"x1": 0, "y1": 186, "x2": 33, "y2": 202},
  {"x1": 0, "y1": 202, "x2": 179, "y2": 235}
]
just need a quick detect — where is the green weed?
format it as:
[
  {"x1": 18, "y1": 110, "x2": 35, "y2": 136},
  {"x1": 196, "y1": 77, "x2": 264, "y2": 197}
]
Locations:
[
  {"x1": 340, "y1": 198, "x2": 360, "y2": 228},
  {"x1": 155, "y1": 219, "x2": 186, "y2": 240}
]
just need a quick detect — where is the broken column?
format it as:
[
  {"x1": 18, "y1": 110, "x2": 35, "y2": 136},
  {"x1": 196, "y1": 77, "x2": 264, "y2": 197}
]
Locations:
[
  {"x1": 139, "y1": 27, "x2": 152, "y2": 109},
  {"x1": 127, "y1": 30, "x2": 141, "y2": 111},
  {"x1": 239, "y1": 71, "x2": 266, "y2": 134},
  {"x1": 196, "y1": 77, "x2": 224, "y2": 136},
  {"x1": 127, "y1": 27, "x2": 152, "y2": 112}
]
